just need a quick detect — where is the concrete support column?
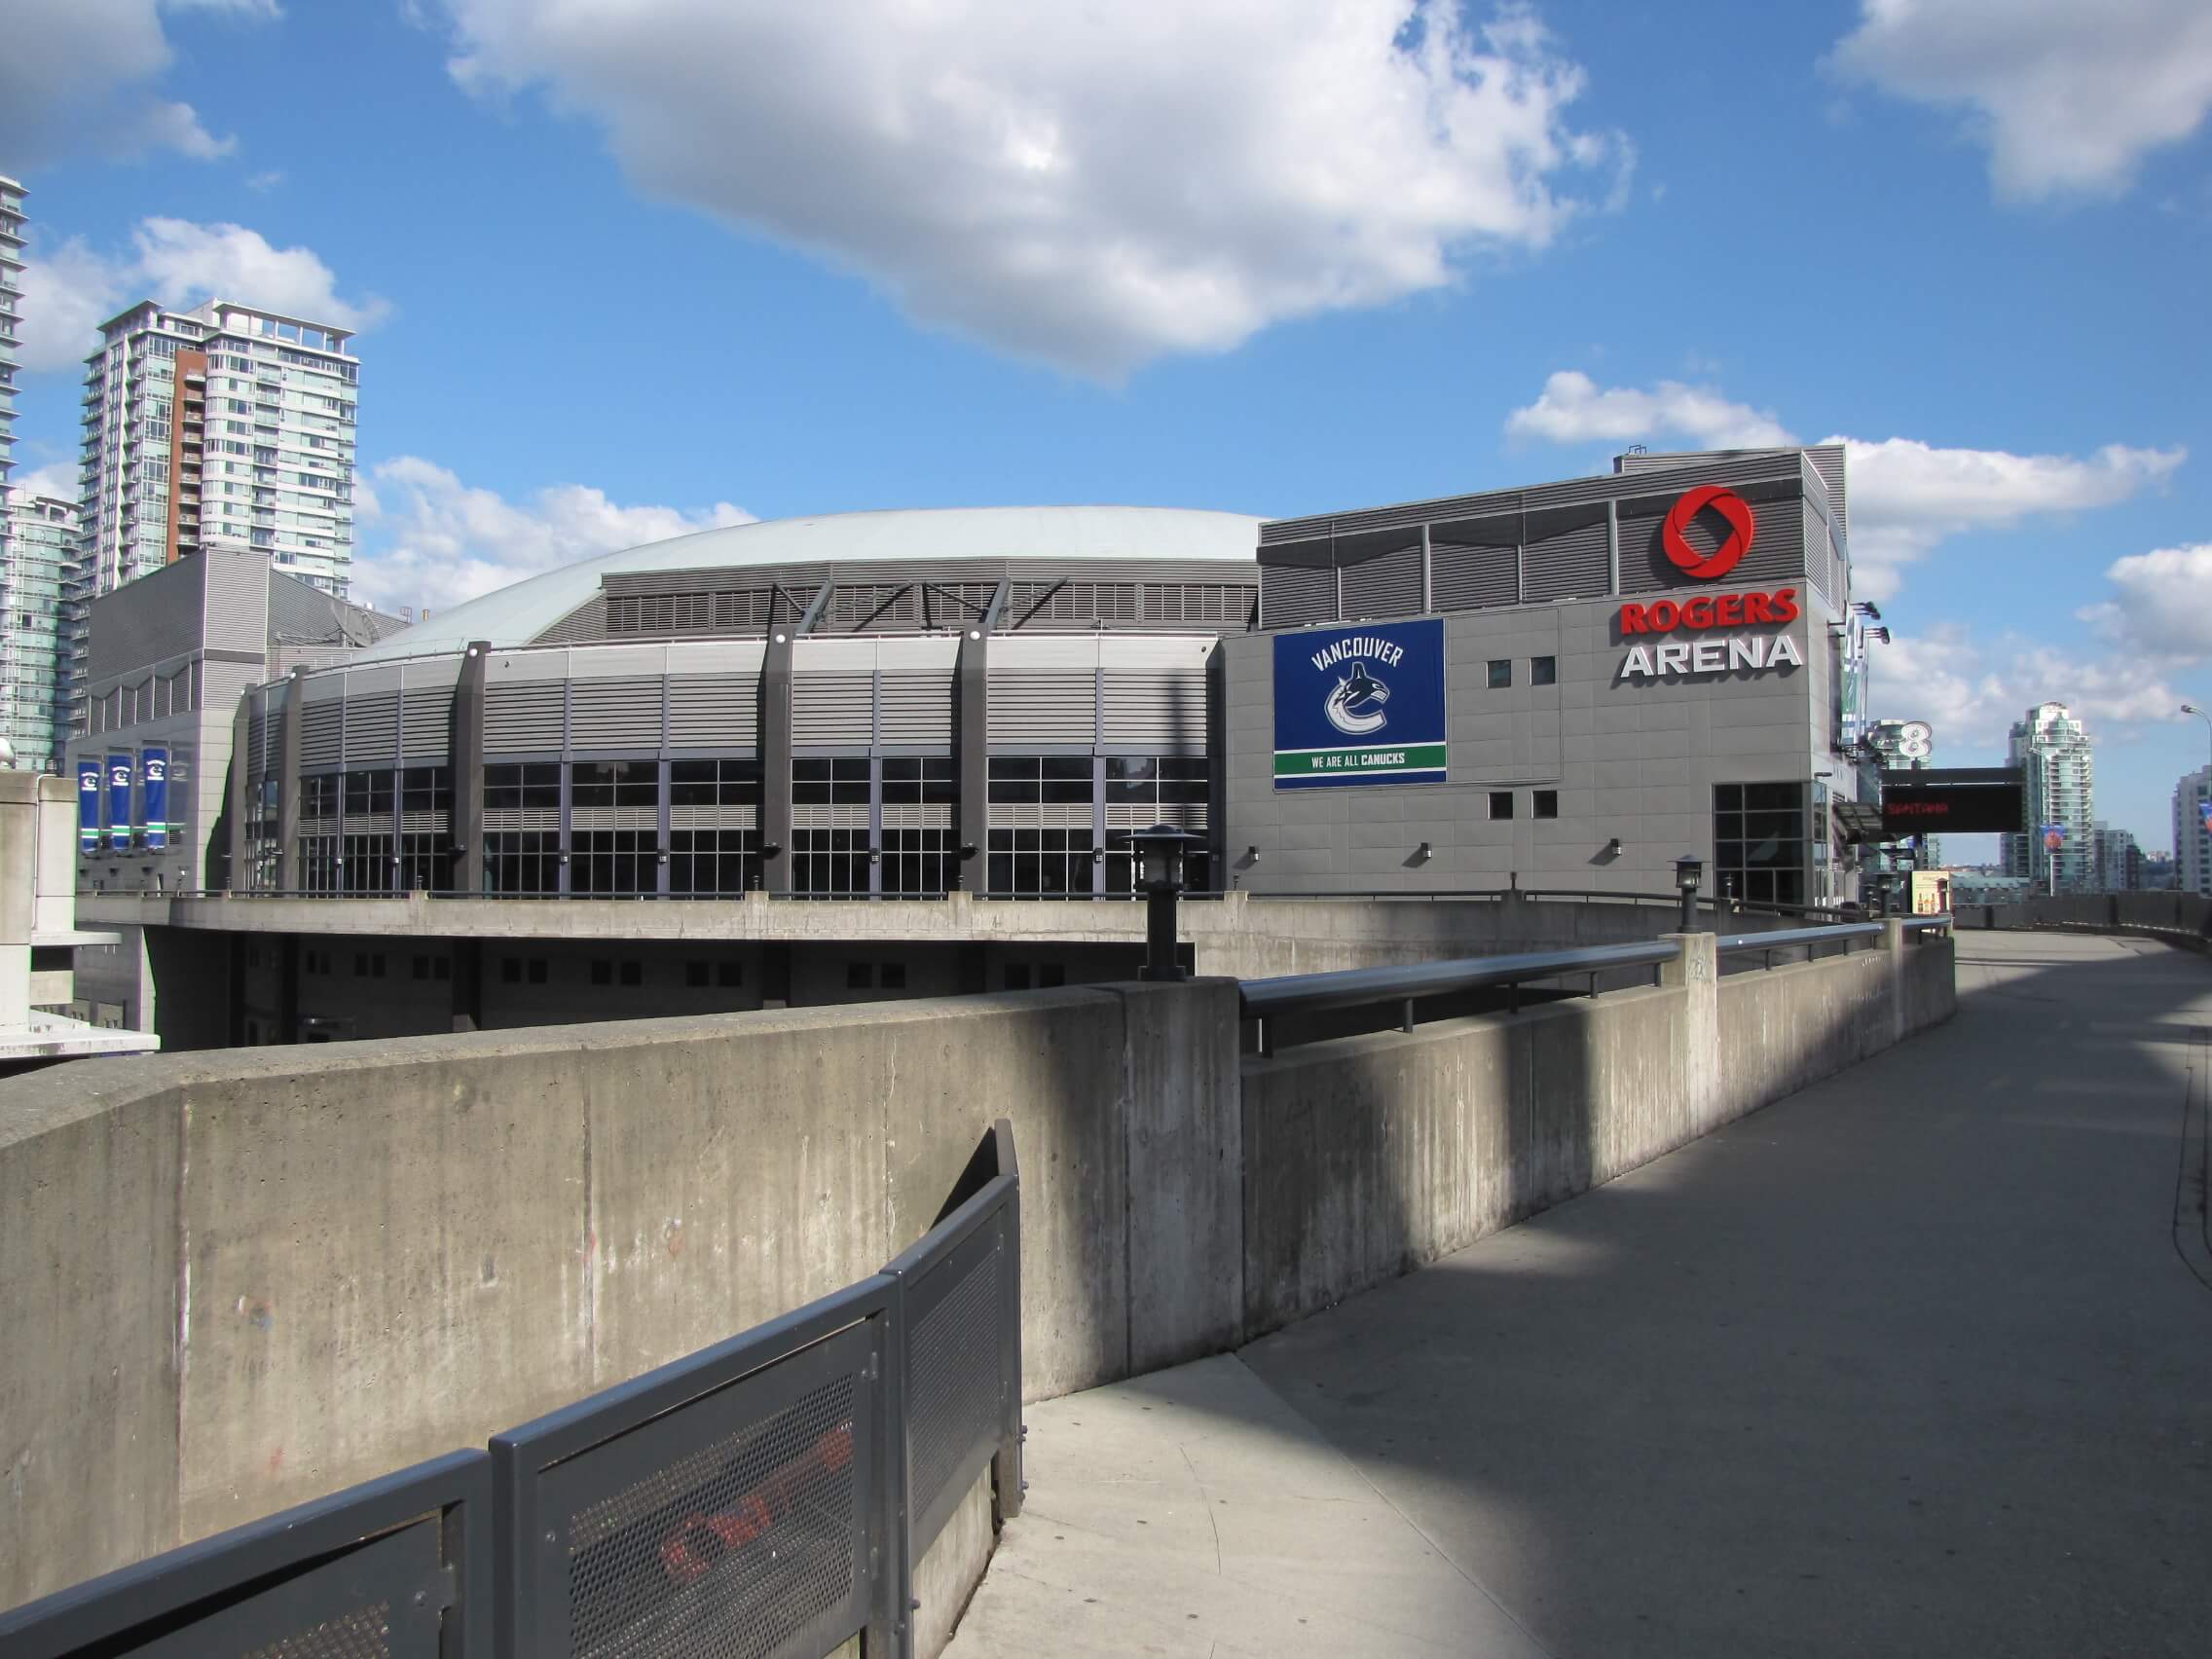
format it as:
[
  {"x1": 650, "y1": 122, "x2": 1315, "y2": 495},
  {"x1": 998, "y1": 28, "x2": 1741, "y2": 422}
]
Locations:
[
  {"x1": 225, "y1": 694, "x2": 250, "y2": 892},
  {"x1": 276, "y1": 933, "x2": 300, "y2": 1045},
  {"x1": 451, "y1": 641, "x2": 489, "y2": 895},
  {"x1": 1883, "y1": 916, "x2": 1909, "y2": 1043},
  {"x1": 1660, "y1": 931, "x2": 1720, "y2": 1136},
  {"x1": 762, "y1": 630, "x2": 793, "y2": 895},
  {"x1": 957, "y1": 627, "x2": 988, "y2": 886},
  {"x1": 276, "y1": 667, "x2": 306, "y2": 893}
]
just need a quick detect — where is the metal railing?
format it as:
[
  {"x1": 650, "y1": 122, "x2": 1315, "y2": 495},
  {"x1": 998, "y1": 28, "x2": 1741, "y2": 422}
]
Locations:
[
  {"x1": 1239, "y1": 917, "x2": 1948, "y2": 1055},
  {"x1": 0, "y1": 1124, "x2": 1023, "y2": 1659},
  {"x1": 1241, "y1": 940, "x2": 1682, "y2": 1056},
  {"x1": 1713, "y1": 921, "x2": 1886, "y2": 965}
]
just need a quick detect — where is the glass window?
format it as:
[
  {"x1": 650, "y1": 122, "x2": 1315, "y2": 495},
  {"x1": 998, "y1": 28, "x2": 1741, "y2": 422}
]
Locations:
[
  {"x1": 1531, "y1": 656, "x2": 1557, "y2": 685},
  {"x1": 1488, "y1": 659, "x2": 1512, "y2": 689},
  {"x1": 987, "y1": 828, "x2": 1096, "y2": 898},
  {"x1": 1533, "y1": 790, "x2": 1559, "y2": 820},
  {"x1": 571, "y1": 759, "x2": 659, "y2": 896},
  {"x1": 1714, "y1": 782, "x2": 1808, "y2": 907},
  {"x1": 1490, "y1": 791, "x2": 1515, "y2": 820}
]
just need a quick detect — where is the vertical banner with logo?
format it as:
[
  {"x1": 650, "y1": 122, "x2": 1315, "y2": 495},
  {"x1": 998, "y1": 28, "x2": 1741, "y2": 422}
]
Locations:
[
  {"x1": 107, "y1": 752, "x2": 134, "y2": 848},
  {"x1": 1272, "y1": 618, "x2": 1448, "y2": 789},
  {"x1": 77, "y1": 757, "x2": 102, "y2": 852},
  {"x1": 142, "y1": 747, "x2": 169, "y2": 850}
]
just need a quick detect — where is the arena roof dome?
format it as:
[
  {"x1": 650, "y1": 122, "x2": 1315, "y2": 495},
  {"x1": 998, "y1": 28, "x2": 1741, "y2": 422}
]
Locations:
[{"x1": 359, "y1": 504, "x2": 1264, "y2": 660}]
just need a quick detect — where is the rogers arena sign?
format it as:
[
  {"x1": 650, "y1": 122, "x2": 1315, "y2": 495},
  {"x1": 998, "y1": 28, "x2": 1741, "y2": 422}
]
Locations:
[{"x1": 1616, "y1": 587, "x2": 1804, "y2": 682}]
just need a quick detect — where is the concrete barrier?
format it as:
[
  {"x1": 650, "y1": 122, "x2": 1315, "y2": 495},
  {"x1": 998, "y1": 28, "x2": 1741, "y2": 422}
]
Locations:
[
  {"x1": 0, "y1": 927, "x2": 1951, "y2": 1612},
  {"x1": 1968, "y1": 893, "x2": 2210, "y2": 954}
]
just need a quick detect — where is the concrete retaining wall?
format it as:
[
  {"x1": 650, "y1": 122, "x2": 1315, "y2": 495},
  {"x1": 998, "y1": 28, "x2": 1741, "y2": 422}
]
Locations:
[
  {"x1": 0, "y1": 926, "x2": 1951, "y2": 1615},
  {"x1": 1968, "y1": 893, "x2": 2210, "y2": 954}
]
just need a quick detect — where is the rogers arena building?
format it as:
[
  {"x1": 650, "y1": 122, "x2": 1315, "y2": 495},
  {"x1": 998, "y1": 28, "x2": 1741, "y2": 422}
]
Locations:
[
  {"x1": 1228, "y1": 445, "x2": 1866, "y2": 907},
  {"x1": 73, "y1": 448, "x2": 1872, "y2": 915},
  {"x1": 216, "y1": 506, "x2": 1261, "y2": 902}
]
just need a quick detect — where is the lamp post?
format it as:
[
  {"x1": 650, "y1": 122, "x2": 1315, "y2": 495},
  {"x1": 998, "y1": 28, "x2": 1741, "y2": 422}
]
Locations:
[
  {"x1": 1123, "y1": 824, "x2": 1208, "y2": 981},
  {"x1": 1674, "y1": 854, "x2": 1703, "y2": 934}
]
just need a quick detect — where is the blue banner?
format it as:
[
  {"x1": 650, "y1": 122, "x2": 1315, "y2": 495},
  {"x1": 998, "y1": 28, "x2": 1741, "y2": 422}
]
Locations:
[
  {"x1": 107, "y1": 752, "x2": 133, "y2": 848},
  {"x1": 142, "y1": 747, "x2": 169, "y2": 851},
  {"x1": 77, "y1": 758, "x2": 102, "y2": 853},
  {"x1": 1272, "y1": 618, "x2": 1449, "y2": 790}
]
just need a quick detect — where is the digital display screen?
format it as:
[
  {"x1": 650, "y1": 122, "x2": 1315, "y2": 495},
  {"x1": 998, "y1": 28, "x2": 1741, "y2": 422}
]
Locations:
[{"x1": 1881, "y1": 769, "x2": 2023, "y2": 834}]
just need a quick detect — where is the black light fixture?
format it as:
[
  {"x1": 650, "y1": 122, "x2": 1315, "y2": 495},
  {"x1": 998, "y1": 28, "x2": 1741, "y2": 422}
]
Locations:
[
  {"x1": 1674, "y1": 854, "x2": 1704, "y2": 933},
  {"x1": 761, "y1": 841, "x2": 783, "y2": 861},
  {"x1": 1605, "y1": 836, "x2": 1623, "y2": 857},
  {"x1": 867, "y1": 846, "x2": 881, "y2": 865},
  {"x1": 1244, "y1": 845, "x2": 1260, "y2": 865},
  {"x1": 1414, "y1": 841, "x2": 1433, "y2": 864},
  {"x1": 1122, "y1": 824, "x2": 1207, "y2": 981}
]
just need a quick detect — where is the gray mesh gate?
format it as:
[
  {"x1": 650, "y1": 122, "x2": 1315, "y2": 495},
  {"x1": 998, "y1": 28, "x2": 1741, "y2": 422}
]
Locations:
[{"x1": 0, "y1": 1451, "x2": 489, "y2": 1658}]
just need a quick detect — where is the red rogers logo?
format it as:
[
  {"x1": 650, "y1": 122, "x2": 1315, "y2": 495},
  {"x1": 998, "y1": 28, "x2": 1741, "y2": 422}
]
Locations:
[{"x1": 1662, "y1": 485, "x2": 1755, "y2": 580}]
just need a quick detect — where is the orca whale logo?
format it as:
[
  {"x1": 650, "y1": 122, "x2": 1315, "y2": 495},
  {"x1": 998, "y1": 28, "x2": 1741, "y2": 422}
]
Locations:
[{"x1": 1324, "y1": 661, "x2": 1391, "y2": 736}]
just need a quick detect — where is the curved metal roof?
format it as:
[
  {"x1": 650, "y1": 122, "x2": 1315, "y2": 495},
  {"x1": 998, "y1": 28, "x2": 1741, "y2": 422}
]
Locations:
[{"x1": 357, "y1": 504, "x2": 1264, "y2": 660}]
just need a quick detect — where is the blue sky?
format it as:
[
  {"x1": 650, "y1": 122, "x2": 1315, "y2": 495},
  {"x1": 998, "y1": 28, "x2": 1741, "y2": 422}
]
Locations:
[{"x1": 5, "y1": 0, "x2": 2210, "y2": 850}]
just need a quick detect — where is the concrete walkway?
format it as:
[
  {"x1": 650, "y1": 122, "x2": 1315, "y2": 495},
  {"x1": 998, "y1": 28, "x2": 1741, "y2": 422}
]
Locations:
[{"x1": 948, "y1": 933, "x2": 2212, "y2": 1657}]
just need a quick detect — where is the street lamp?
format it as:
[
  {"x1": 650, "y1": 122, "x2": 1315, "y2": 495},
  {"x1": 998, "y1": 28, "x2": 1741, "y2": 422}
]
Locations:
[
  {"x1": 1674, "y1": 854, "x2": 1703, "y2": 934},
  {"x1": 1122, "y1": 824, "x2": 1208, "y2": 981},
  {"x1": 2184, "y1": 703, "x2": 2212, "y2": 772}
]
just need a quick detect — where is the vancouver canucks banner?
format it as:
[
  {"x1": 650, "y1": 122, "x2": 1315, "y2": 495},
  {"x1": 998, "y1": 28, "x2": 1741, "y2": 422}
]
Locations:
[
  {"x1": 141, "y1": 747, "x2": 169, "y2": 850},
  {"x1": 107, "y1": 752, "x2": 133, "y2": 847},
  {"x1": 1272, "y1": 618, "x2": 1448, "y2": 789},
  {"x1": 77, "y1": 758, "x2": 102, "y2": 852}
]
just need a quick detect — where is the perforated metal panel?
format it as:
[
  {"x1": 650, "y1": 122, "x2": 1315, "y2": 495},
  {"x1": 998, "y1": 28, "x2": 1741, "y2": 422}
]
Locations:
[
  {"x1": 524, "y1": 1322, "x2": 878, "y2": 1659},
  {"x1": 238, "y1": 1603, "x2": 393, "y2": 1658},
  {"x1": 905, "y1": 1236, "x2": 1003, "y2": 1551}
]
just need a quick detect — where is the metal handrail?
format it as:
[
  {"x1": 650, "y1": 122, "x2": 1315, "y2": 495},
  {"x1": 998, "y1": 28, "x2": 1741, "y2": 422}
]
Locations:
[
  {"x1": 1899, "y1": 913, "x2": 1954, "y2": 932},
  {"x1": 1240, "y1": 939, "x2": 1680, "y2": 1024},
  {"x1": 1714, "y1": 922, "x2": 1885, "y2": 955}
]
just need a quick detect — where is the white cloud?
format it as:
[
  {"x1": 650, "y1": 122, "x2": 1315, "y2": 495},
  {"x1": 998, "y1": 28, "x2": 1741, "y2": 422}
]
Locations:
[
  {"x1": 4, "y1": 462, "x2": 81, "y2": 504},
  {"x1": 18, "y1": 219, "x2": 387, "y2": 375},
  {"x1": 350, "y1": 457, "x2": 755, "y2": 615},
  {"x1": 1872, "y1": 622, "x2": 2189, "y2": 753},
  {"x1": 2079, "y1": 542, "x2": 2212, "y2": 660},
  {"x1": 1828, "y1": 0, "x2": 2212, "y2": 201},
  {"x1": 1841, "y1": 436, "x2": 2184, "y2": 600},
  {"x1": 1505, "y1": 370, "x2": 1791, "y2": 448},
  {"x1": 0, "y1": 0, "x2": 282, "y2": 166},
  {"x1": 1502, "y1": 371, "x2": 2185, "y2": 601},
  {"x1": 432, "y1": 0, "x2": 1631, "y2": 377}
]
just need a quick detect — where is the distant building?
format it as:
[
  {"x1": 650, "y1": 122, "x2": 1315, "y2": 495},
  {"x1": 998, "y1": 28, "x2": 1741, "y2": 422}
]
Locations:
[
  {"x1": 2140, "y1": 852, "x2": 2179, "y2": 893},
  {"x1": 71, "y1": 298, "x2": 361, "y2": 728},
  {"x1": 0, "y1": 493, "x2": 74, "y2": 773},
  {"x1": 2175, "y1": 764, "x2": 2212, "y2": 898},
  {"x1": 2003, "y1": 703, "x2": 2094, "y2": 894},
  {"x1": 1950, "y1": 870, "x2": 2032, "y2": 906},
  {"x1": 67, "y1": 547, "x2": 405, "y2": 895},
  {"x1": 2089, "y1": 821, "x2": 2141, "y2": 892}
]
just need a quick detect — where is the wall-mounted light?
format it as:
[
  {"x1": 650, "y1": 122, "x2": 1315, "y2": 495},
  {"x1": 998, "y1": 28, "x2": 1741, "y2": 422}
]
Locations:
[
  {"x1": 1244, "y1": 845, "x2": 1260, "y2": 865},
  {"x1": 761, "y1": 841, "x2": 783, "y2": 860},
  {"x1": 1414, "y1": 841, "x2": 1433, "y2": 864},
  {"x1": 867, "y1": 846, "x2": 881, "y2": 864},
  {"x1": 1605, "y1": 836, "x2": 1622, "y2": 857}
]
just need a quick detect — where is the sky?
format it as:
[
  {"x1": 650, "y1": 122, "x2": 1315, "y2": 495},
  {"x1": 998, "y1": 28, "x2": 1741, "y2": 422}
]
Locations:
[{"x1": 4, "y1": 0, "x2": 2210, "y2": 852}]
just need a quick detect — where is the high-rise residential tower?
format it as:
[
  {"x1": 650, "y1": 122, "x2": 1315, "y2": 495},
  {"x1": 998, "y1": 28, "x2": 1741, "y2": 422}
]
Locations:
[
  {"x1": 1, "y1": 176, "x2": 72, "y2": 773},
  {"x1": 0, "y1": 175, "x2": 22, "y2": 492},
  {"x1": 0, "y1": 493, "x2": 78, "y2": 771},
  {"x1": 2004, "y1": 702, "x2": 2095, "y2": 894},
  {"x1": 76, "y1": 298, "x2": 358, "y2": 598},
  {"x1": 2175, "y1": 765, "x2": 2212, "y2": 898}
]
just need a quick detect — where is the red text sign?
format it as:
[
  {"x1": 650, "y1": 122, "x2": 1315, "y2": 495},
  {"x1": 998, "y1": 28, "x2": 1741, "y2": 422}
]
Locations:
[{"x1": 1618, "y1": 588, "x2": 1799, "y2": 634}]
